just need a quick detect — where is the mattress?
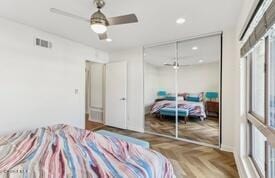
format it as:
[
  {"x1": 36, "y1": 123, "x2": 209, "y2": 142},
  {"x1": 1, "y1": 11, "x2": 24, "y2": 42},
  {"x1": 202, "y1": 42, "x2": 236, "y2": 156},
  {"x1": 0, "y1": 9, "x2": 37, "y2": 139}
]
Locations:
[{"x1": 0, "y1": 124, "x2": 174, "y2": 178}]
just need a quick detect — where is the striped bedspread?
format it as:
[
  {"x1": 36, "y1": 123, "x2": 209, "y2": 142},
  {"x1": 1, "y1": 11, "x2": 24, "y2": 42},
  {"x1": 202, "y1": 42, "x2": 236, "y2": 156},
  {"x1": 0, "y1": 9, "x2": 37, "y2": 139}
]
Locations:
[
  {"x1": 151, "y1": 100, "x2": 206, "y2": 119},
  {"x1": 0, "y1": 125, "x2": 174, "y2": 178}
]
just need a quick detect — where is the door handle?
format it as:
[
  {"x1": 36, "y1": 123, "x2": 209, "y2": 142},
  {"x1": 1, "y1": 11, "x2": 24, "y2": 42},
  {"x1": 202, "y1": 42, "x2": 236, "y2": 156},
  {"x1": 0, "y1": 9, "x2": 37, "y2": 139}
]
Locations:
[{"x1": 120, "y1": 97, "x2": 126, "y2": 101}]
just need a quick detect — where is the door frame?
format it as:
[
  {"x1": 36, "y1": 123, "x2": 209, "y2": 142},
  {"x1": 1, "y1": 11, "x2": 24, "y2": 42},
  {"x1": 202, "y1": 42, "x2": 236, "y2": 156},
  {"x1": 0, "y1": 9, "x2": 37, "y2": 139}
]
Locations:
[{"x1": 84, "y1": 60, "x2": 106, "y2": 127}]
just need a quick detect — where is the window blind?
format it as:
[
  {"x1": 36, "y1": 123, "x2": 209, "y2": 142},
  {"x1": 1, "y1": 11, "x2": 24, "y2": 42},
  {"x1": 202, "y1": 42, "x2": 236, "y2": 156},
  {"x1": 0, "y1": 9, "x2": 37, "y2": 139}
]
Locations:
[{"x1": 241, "y1": 0, "x2": 275, "y2": 57}]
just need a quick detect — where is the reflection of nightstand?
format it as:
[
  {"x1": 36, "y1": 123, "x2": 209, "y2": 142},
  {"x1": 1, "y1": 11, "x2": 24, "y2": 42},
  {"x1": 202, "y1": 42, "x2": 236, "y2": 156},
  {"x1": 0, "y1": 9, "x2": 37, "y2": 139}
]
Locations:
[{"x1": 206, "y1": 101, "x2": 219, "y2": 117}]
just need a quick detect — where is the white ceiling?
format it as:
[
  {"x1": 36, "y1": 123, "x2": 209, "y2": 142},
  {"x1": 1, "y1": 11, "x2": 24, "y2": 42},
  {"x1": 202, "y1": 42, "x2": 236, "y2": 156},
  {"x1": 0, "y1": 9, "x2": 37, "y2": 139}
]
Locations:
[
  {"x1": 0, "y1": 0, "x2": 243, "y2": 52},
  {"x1": 144, "y1": 34, "x2": 221, "y2": 66}
]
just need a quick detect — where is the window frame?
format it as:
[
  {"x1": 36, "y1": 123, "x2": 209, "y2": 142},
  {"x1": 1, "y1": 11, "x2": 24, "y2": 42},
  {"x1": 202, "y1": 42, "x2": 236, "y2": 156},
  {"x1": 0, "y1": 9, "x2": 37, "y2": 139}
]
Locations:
[
  {"x1": 265, "y1": 35, "x2": 270, "y2": 128},
  {"x1": 248, "y1": 38, "x2": 267, "y2": 124},
  {"x1": 267, "y1": 29, "x2": 275, "y2": 132},
  {"x1": 267, "y1": 144, "x2": 275, "y2": 178},
  {"x1": 245, "y1": 32, "x2": 275, "y2": 178},
  {"x1": 248, "y1": 121, "x2": 267, "y2": 177}
]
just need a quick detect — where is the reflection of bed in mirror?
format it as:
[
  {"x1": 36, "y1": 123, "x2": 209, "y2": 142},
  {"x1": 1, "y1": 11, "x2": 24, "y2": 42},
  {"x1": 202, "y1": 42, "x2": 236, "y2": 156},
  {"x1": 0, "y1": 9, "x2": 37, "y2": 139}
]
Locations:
[{"x1": 149, "y1": 92, "x2": 207, "y2": 123}]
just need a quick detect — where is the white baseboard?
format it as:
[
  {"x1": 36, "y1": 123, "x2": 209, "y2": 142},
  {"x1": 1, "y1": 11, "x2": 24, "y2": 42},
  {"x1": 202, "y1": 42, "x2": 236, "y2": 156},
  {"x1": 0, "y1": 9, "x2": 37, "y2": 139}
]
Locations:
[
  {"x1": 127, "y1": 125, "x2": 144, "y2": 133},
  {"x1": 221, "y1": 144, "x2": 234, "y2": 152},
  {"x1": 234, "y1": 152, "x2": 246, "y2": 178},
  {"x1": 233, "y1": 151, "x2": 260, "y2": 178}
]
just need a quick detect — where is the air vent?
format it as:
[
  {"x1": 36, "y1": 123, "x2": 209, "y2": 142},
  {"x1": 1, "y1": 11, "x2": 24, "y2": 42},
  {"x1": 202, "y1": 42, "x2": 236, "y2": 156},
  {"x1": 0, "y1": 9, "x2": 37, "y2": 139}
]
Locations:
[{"x1": 35, "y1": 38, "x2": 52, "y2": 48}]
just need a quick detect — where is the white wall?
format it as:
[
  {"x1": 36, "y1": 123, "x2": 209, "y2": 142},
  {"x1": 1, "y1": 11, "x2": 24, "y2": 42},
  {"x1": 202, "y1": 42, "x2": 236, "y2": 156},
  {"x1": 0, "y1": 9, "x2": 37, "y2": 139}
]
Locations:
[
  {"x1": 220, "y1": 27, "x2": 239, "y2": 151},
  {"x1": 144, "y1": 62, "x2": 160, "y2": 113},
  {"x1": 234, "y1": 0, "x2": 260, "y2": 177},
  {"x1": 0, "y1": 17, "x2": 109, "y2": 135},
  {"x1": 109, "y1": 48, "x2": 144, "y2": 132},
  {"x1": 158, "y1": 62, "x2": 220, "y2": 93}
]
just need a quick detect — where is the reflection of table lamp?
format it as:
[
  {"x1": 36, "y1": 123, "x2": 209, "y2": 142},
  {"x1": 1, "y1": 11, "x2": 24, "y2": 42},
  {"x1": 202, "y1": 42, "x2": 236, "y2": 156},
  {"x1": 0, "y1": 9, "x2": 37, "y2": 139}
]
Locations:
[
  {"x1": 205, "y1": 92, "x2": 219, "y2": 101},
  {"x1": 157, "y1": 91, "x2": 167, "y2": 98}
]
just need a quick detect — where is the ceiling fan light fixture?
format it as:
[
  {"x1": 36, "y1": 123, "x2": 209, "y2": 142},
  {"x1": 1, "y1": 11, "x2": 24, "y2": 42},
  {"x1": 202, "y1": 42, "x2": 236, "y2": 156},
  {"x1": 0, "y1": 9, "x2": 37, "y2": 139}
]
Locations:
[
  {"x1": 50, "y1": 0, "x2": 138, "y2": 40},
  {"x1": 106, "y1": 38, "x2": 112, "y2": 42},
  {"x1": 173, "y1": 65, "x2": 179, "y2": 70},
  {"x1": 91, "y1": 23, "x2": 107, "y2": 34},
  {"x1": 176, "y1": 18, "x2": 186, "y2": 24},
  {"x1": 90, "y1": 10, "x2": 108, "y2": 34}
]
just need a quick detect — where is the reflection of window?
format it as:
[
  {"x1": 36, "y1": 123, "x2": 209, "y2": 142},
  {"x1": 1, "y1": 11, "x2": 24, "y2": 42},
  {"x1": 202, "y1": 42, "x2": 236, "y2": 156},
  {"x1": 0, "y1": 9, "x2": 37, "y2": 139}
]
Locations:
[
  {"x1": 251, "y1": 40, "x2": 265, "y2": 122},
  {"x1": 270, "y1": 31, "x2": 275, "y2": 129},
  {"x1": 251, "y1": 125, "x2": 266, "y2": 176}
]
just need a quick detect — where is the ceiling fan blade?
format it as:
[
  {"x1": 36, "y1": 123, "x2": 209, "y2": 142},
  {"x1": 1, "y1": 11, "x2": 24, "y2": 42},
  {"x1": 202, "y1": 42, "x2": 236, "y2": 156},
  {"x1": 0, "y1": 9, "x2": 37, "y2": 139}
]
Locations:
[
  {"x1": 98, "y1": 32, "x2": 108, "y2": 40},
  {"x1": 107, "y1": 14, "x2": 138, "y2": 26},
  {"x1": 164, "y1": 63, "x2": 173, "y2": 66},
  {"x1": 50, "y1": 8, "x2": 89, "y2": 23}
]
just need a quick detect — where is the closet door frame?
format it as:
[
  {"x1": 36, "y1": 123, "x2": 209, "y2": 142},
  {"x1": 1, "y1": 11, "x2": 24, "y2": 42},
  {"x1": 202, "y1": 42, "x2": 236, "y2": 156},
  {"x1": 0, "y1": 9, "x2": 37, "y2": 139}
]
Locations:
[{"x1": 143, "y1": 31, "x2": 223, "y2": 149}]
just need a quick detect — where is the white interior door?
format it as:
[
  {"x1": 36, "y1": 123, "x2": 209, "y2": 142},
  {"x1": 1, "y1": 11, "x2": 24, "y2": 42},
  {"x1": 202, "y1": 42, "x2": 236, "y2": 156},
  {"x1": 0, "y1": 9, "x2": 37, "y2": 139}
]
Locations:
[{"x1": 105, "y1": 61, "x2": 127, "y2": 129}]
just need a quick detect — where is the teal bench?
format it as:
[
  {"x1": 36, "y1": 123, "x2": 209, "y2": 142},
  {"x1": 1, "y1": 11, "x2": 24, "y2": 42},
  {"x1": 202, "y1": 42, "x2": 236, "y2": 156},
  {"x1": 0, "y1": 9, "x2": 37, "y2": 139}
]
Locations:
[
  {"x1": 160, "y1": 108, "x2": 189, "y2": 124},
  {"x1": 96, "y1": 130, "x2": 150, "y2": 149}
]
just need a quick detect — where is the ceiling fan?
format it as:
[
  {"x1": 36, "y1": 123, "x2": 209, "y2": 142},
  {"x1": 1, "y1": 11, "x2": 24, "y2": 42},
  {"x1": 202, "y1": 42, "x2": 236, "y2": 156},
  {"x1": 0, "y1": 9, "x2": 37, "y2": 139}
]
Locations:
[{"x1": 50, "y1": 0, "x2": 138, "y2": 40}]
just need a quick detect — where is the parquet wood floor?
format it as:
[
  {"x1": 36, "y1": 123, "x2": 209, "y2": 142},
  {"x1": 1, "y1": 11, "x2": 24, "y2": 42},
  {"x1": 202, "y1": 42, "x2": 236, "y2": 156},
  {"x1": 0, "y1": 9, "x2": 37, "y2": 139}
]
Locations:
[
  {"x1": 103, "y1": 127, "x2": 239, "y2": 178},
  {"x1": 145, "y1": 114, "x2": 219, "y2": 145},
  {"x1": 85, "y1": 118, "x2": 105, "y2": 131}
]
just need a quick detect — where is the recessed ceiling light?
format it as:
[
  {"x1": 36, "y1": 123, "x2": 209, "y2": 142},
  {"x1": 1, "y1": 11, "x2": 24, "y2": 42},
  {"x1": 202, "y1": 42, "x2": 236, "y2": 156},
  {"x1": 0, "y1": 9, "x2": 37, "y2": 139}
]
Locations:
[
  {"x1": 192, "y1": 46, "x2": 198, "y2": 50},
  {"x1": 176, "y1": 18, "x2": 186, "y2": 24},
  {"x1": 199, "y1": 60, "x2": 204, "y2": 63},
  {"x1": 106, "y1": 38, "x2": 112, "y2": 42}
]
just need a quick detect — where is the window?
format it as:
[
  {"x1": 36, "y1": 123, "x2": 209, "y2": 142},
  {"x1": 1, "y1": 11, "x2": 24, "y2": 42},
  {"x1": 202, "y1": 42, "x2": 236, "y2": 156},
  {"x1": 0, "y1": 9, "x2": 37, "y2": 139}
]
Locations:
[
  {"x1": 251, "y1": 39, "x2": 265, "y2": 122},
  {"x1": 251, "y1": 125, "x2": 267, "y2": 176},
  {"x1": 269, "y1": 30, "x2": 275, "y2": 129},
  {"x1": 245, "y1": 33, "x2": 275, "y2": 177},
  {"x1": 241, "y1": 2, "x2": 275, "y2": 177},
  {"x1": 269, "y1": 146, "x2": 275, "y2": 178}
]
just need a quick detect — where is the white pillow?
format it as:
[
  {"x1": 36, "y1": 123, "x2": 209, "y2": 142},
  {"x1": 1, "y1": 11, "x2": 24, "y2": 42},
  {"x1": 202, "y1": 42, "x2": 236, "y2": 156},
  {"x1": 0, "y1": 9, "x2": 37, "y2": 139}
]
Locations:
[{"x1": 178, "y1": 96, "x2": 184, "y2": 101}]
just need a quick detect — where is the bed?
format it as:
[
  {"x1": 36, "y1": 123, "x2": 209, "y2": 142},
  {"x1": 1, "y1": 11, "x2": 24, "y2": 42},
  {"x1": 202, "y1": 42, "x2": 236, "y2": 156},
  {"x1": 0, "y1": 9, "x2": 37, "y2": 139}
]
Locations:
[
  {"x1": 150, "y1": 100, "x2": 206, "y2": 120},
  {"x1": 0, "y1": 124, "x2": 174, "y2": 178}
]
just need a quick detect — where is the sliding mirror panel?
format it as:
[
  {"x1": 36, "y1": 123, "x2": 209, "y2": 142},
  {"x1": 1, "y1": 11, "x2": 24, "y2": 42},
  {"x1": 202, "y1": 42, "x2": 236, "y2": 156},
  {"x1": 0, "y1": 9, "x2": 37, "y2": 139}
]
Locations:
[
  {"x1": 177, "y1": 34, "x2": 221, "y2": 146},
  {"x1": 144, "y1": 42, "x2": 177, "y2": 137}
]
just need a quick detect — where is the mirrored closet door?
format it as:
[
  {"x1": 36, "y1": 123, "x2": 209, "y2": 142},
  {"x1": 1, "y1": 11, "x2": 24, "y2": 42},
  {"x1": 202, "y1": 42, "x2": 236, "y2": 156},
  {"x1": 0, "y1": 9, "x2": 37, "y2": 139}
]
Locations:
[
  {"x1": 144, "y1": 33, "x2": 222, "y2": 147},
  {"x1": 144, "y1": 42, "x2": 177, "y2": 137},
  {"x1": 176, "y1": 35, "x2": 221, "y2": 146}
]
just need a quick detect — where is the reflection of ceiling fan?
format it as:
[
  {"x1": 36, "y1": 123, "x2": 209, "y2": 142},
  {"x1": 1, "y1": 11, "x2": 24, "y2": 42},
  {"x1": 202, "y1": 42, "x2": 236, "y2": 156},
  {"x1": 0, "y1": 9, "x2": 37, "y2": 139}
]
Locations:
[
  {"x1": 163, "y1": 56, "x2": 191, "y2": 69},
  {"x1": 50, "y1": 0, "x2": 138, "y2": 40},
  {"x1": 164, "y1": 61, "x2": 190, "y2": 69}
]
